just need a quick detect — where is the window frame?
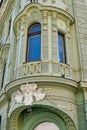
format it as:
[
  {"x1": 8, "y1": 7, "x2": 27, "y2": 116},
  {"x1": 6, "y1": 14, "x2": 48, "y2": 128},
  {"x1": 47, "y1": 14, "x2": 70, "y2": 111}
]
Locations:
[
  {"x1": 26, "y1": 23, "x2": 41, "y2": 62},
  {"x1": 58, "y1": 32, "x2": 66, "y2": 64}
]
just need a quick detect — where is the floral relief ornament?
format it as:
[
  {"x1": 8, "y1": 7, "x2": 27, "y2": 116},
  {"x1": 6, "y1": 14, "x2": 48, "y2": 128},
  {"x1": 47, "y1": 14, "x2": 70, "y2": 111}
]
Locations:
[
  {"x1": 8, "y1": 83, "x2": 45, "y2": 117},
  {"x1": 13, "y1": 83, "x2": 45, "y2": 106}
]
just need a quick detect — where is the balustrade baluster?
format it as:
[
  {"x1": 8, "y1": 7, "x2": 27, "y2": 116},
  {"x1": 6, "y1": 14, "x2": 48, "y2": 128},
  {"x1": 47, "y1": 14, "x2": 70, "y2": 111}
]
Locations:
[
  {"x1": 15, "y1": 62, "x2": 71, "y2": 79},
  {"x1": 30, "y1": 0, "x2": 38, "y2": 2}
]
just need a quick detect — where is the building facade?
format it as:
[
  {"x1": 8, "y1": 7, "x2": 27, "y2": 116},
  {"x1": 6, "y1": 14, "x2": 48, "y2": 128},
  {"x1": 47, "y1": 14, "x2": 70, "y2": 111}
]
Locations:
[{"x1": 0, "y1": 0, "x2": 87, "y2": 130}]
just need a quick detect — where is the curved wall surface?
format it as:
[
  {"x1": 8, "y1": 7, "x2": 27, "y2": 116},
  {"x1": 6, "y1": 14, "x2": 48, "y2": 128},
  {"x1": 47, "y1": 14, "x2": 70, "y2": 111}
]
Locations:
[{"x1": 0, "y1": 0, "x2": 87, "y2": 130}]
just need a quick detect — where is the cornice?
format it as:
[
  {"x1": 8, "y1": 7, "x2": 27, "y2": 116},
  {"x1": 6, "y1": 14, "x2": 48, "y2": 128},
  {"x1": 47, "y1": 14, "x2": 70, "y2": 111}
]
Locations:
[
  {"x1": 13, "y1": 3, "x2": 74, "y2": 35},
  {"x1": 5, "y1": 76, "x2": 78, "y2": 94},
  {"x1": 79, "y1": 81, "x2": 87, "y2": 90},
  {"x1": 0, "y1": 76, "x2": 78, "y2": 108}
]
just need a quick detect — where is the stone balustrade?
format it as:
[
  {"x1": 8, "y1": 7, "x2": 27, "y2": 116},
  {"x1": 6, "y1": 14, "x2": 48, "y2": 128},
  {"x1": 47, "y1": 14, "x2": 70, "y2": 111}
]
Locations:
[
  {"x1": 23, "y1": 62, "x2": 41, "y2": 75},
  {"x1": 29, "y1": 0, "x2": 38, "y2": 2},
  {"x1": 14, "y1": 61, "x2": 74, "y2": 79}
]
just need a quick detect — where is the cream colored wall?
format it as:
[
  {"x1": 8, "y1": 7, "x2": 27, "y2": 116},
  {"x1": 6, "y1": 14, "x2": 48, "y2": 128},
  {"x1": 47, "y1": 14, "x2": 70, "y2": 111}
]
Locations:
[
  {"x1": 74, "y1": 1, "x2": 87, "y2": 81},
  {"x1": 0, "y1": 0, "x2": 87, "y2": 130}
]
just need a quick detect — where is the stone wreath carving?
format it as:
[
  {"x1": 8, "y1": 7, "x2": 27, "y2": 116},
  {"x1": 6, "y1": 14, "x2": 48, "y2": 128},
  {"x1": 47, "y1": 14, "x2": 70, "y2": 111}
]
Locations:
[{"x1": 8, "y1": 83, "x2": 45, "y2": 117}]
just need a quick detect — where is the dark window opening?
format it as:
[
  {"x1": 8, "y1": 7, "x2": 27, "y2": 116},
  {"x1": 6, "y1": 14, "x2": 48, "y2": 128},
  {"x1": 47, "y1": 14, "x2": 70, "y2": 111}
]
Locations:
[
  {"x1": 30, "y1": 0, "x2": 38, "y2": 3},
  {"x1": 8, "y1": 18, "x2": 11, "y2": 36},
  {"x1": 58, "y1": 33, "x2": 66, "y2": 63},
  {"x1": 1, "y1": 62, "x2": 6, "y2": 88},
  {"x1": 0, "y1": 0, "x2": 3, "y2": 7},
  {"x1": 6, "y1": 18, "x2": 12, "y2": 40}
]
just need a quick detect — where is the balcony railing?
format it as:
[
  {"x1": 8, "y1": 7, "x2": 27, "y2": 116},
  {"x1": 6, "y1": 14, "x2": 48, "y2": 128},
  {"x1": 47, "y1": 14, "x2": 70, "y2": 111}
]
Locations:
[
  {"x1": 14, "y1": 61, "x2": 74, "y2": 80},
  {"x1": 29, "y1": 0, "x2": 38, "y2": 2}
]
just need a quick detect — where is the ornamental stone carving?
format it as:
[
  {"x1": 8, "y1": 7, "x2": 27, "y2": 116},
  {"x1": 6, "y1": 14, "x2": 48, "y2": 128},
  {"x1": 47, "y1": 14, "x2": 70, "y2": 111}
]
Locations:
[
  {"x1": 8, "y1": 83, "x2": 45, "y2": 117},
  {"x1": 47, "y1": 97, "x2": 77, "y2": 118},
  {"x1": 43, "y1": 87, "x2": 77, "y2": 118},
  {"x1": 42, "y1": 11, "x2": 48, "y2": 30}
]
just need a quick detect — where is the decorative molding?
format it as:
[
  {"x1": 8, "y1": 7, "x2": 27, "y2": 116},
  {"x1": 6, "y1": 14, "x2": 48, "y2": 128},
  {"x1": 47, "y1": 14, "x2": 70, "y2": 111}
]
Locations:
[
  {"x1": 9, "y1": 101, "x2": 76, "y2": 130},
  {"x1": 10, "y1": 107, "x2": 24, "y2": 130},
  {"x1": 49, "y1": 99, "x2": 77, "y2": 118},
  {"x1": 8, "y1": 83, "x2": 45, "y2": 117},
  {"x1": 0, "y1": 0, "x2": 15, "y2": 35},
  {"x1": 43, "y1": 88, "x2": 77, "y2": 118},
  {"x1": 0, "y1": 44, "x2": 10, "y2": 61},
  {"x1": 42, "y1": 11, "x2": 48, "y2": 30},
  {"x1": 52, "y1": 11, "x2": 57, "y2": 31}
]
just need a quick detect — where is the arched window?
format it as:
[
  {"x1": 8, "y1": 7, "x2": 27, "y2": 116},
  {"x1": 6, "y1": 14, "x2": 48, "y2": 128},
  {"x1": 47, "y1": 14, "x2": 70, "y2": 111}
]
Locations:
[
  {"x1": 58, "y1": 33, "x2": 66, "y2": 63},
  {"x1": 27, "y1": 23, "x2": 41, "y2": 62}
]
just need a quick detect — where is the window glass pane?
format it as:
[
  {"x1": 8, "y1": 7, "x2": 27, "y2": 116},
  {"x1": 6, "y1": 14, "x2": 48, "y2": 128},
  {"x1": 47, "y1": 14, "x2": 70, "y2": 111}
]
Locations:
[
  {"x1": 27, "y1": 24, "x2": 41, "y2": 62},
  {"x1": 29, "y1": 24, "x2": 41, "y2": 33},
  {"x1": 28, "y1": 34, "x2": 41, "y2": 62},
  {"x1": 58, "y1": 33, "x2": 65, "y2": 63}
]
